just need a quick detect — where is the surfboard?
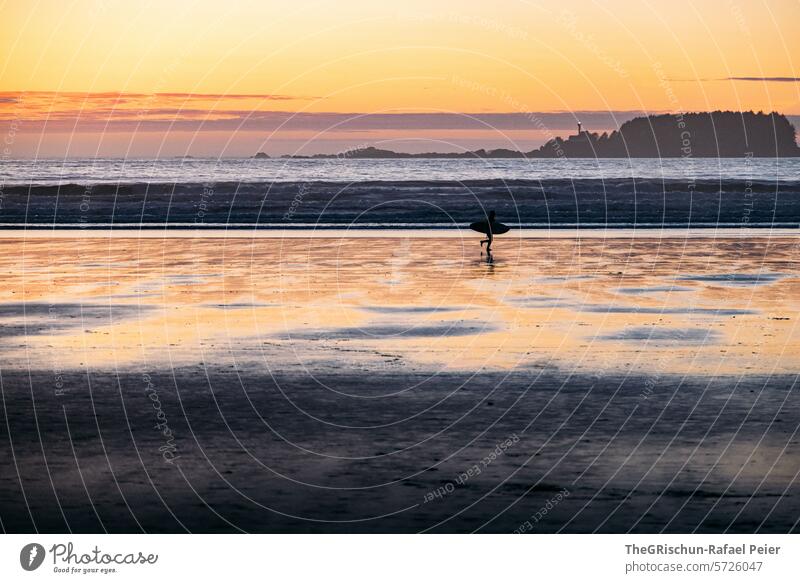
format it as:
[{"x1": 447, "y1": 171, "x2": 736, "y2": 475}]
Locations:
[{"x1": 469, "y1": 220, "x2": 510, "y2": 235}]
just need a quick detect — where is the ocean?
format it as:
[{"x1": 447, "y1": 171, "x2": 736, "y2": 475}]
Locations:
[
  {"x1": 2, "y1": 157, "x2": 799, "y2": 229},
  {"x1": 2, "y1": 157, "x2": 799, "y2": 533}
]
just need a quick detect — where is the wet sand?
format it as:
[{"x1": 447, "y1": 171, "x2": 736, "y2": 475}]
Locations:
[{"x1": 0, "y1": 232, "x2": 799, "y2": 532}]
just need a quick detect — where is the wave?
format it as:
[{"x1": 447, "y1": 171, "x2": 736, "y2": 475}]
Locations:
[{"x1": 2, "y1": 178, "x2": 799, "y2": 228}]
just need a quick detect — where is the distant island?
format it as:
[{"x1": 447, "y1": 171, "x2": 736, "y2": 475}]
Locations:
[{"x1": 253, "y1": 111, "x2": 800, "y2": 159}]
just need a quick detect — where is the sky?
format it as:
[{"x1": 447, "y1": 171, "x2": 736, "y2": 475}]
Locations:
[{"x1": 1, "y1": 0, "x2": 799, "y2": 157}]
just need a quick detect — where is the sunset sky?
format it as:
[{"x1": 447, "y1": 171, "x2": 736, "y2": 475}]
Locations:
[{"x1": 1, "y1": 0, "x2": 799, "y2": 157}]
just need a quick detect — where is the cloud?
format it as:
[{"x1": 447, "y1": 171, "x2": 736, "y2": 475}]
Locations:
[
  {"x1": 669, "y1": 76, "x2": 800, "y2": 83},
  {"x1": 154, "y1": 92, "x2": 308, "y2": 100},
  {"x1": 0, "y1": 90, "x2": 314, "y2": 101},
  {"x1": 0, "y1": 91, "x2": 643, "y2": 133},
  {"x1": 726, "y1": 76, "x2": 800, "y2": 82},
  {"x1": 0, "y1": 90, "x2": 318, "y2": 123}
]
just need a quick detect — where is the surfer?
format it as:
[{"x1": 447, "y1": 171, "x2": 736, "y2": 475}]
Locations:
[
  {"x1": 470, "y1": 210, "x2": 510, "y2": 255},
  {"x1": 480, "y1": 210, "x2": 496, "y2": 252}
]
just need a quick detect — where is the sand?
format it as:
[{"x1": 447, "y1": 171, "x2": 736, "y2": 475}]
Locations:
[{"x1": 0, "y1": 232, "x2": 798, "y2": 532}]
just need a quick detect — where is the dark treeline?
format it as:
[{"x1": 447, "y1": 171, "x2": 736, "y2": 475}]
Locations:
[
  {"x1": 261, "y1": 111, "x2": 799, "y2": 159},
  {"x1": 540, "y1": 111, "x2": 800, "y2": 158}
]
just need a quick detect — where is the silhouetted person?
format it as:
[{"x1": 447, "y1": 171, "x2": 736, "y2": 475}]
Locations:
[
  {"x1": 469, "y1": 209, "x2": 510, "y2": 257},
  {"x1": 481, "y1": 210, "x2": 496, "y2": 252}
]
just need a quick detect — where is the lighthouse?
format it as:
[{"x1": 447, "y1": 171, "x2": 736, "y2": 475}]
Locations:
[{"x1": 577, "y1": 121, "x2": 582, "y2": 135}]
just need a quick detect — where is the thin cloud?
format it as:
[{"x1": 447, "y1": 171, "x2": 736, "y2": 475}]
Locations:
[
  {"x1": 0, "y1": 93, "x2": 643, "y2": 132},
  {"x1": 726, "y1": 76, "x2": 800, "y2": 82},
  {"x1": 0, "y1": 91, "x2": 322, "y2": 125},
  {"x1": 0, "y1": 90, "x2": 318, "y2": 116},
  {"x1": 668, "y1": 76, "x2": 800, "y2": 83},
  {"x1": 0, "y1": 109, "x2": 644, "y2": 132},
  {"x1": 154, "y1": 92, "x2": 313, "y2": 100},
  {"x1": 0, "y1": 90, "x2": 316, "y2": 100}
]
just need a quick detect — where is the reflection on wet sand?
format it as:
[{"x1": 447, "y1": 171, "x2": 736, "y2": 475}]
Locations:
[
  {"x1": 1, "y1": 232, "x2": 799, "y2": 533},
  {"x1": 1, "y1": 233, "x2": 797, "y2": 376}
]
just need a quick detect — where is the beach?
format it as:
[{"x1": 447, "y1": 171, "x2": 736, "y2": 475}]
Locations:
[
  {"x1": 1, "y1": 231, "x2": 798, "y2": 532},
  {"x1": 5, "y1": 2, "x2": 800, "y2": 579}
]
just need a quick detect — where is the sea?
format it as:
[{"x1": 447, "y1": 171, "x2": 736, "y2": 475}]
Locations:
[
  {"x1": 2, "y1": 157, "x2": 800, "y2": 533},
  {"x1": 1, "y1": 157, "x2": 799, "y2": 229}
]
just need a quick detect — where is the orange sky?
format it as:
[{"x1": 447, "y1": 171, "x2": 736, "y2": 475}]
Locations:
[{"x1": 1, "y1": 0, "x2": 799, "y2": 156}]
